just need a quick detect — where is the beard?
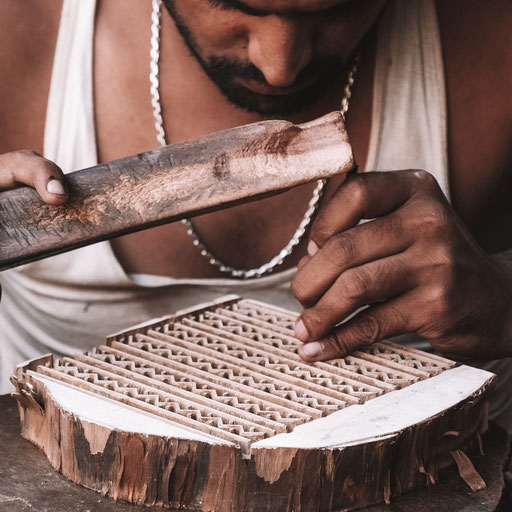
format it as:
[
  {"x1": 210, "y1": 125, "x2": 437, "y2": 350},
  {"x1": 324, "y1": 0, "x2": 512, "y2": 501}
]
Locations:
[
  {"x1": 190, "y1": 55, "x2": 342, "y2": 117},
  {"x1": 162, "y1": 0, "x2": 343, "y2": 116}
]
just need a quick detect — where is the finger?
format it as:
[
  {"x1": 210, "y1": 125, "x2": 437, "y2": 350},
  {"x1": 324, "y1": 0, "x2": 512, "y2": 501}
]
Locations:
[
  {"x1": 298, "y1": 297, "x2": 410, "y2": 361},
  {"x1": 310, "y1": 170, "x2": 443, "y2": 248},
  {"x1": 0, "y1": 150, "x2": 68, "y2": 205},
  {"x1": 295, "y1": 253, "x2": 416, "y2": 342},
  {"x1": 297, "y1": 254, "x2": 311, "y2": 271},
  {"x1": 292, "y1": 212, "x2": 412, "y2": 307}
]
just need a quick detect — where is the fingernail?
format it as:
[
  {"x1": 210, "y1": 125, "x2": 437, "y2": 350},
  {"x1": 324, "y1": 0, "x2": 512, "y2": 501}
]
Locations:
[
  {"x1": 307, "y1": 240, "x2": 319, "y2": 257},
  {"x1": 47, "y1": 179, "x2": 66, "y2": 196},
  {"x1": 295, "y1": 319, "x2": 310, "y2": 341},
  {"x1": 301, "y1": 342, "x2": 323, "y2": 359}
]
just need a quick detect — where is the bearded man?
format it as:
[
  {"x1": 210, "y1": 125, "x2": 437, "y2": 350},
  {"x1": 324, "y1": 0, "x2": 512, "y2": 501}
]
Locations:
[{"x1": 0, "y1": 0, "x2": 511, "y2": 431}]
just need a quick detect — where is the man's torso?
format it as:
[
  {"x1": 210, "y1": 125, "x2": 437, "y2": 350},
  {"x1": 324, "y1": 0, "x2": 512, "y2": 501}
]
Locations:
[{"x1": 0, "y1": 0, "x2": 511, "y2": 279}]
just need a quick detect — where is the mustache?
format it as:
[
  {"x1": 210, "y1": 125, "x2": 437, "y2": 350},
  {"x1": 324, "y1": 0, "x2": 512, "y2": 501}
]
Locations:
[{"x1": 206, "y1": 55, "x2": 343, "y2": 87}]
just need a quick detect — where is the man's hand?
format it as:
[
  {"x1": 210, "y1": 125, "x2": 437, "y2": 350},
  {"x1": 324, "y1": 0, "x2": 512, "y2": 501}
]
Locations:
[
  {"x1": 0, "y1": 150, "x2": 68, "y2": 298},
  {"x1": 0, "y1": 150, "x2": 68, "y2": 204},
  {"x1": 292, "y1": 170, "x2": 512, "y2": 362}
]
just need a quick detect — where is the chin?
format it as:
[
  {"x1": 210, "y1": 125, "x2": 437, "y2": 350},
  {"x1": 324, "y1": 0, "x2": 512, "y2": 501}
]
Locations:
[{"x1": 214, "y1": 81, "x2": 335, "y2": 117}]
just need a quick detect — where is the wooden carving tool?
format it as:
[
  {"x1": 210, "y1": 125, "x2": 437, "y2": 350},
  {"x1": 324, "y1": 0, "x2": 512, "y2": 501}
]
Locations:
[{"x1": 0, "y1": 111, "x2": 353, "y2": 271}]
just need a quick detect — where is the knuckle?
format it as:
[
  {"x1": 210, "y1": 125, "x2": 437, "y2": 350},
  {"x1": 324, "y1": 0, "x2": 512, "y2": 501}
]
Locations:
[
  {"x1": 419, "y1": 202, "x2": 451, "y2": 235},
  {"x1": 327, "y1": 330, "x2": 353, "y2": 357},
  {"x1": 325, "y1": 233, "x2": 358, "y2": 267},
  {"x1": 40, "y1": 159, "x2": 60, "y2": 174},
  {"x1": 342, "y1": 267, "x2": 372, "y2": 302},
  {"x1": 412, "y1": 169, "x2": 438, "y2": 190},
  {"x1": 352, "y1": 314, "x2": 382, "y2": 344},
  {"x1": 16, "y1": 149, "x2": 42, "y2": 159},
  {"x1": 385, "y1": 212, "x2": 403, "y2": 233},
  {"x1": 426, "y1": 283, "x2": 451, "y2": 315},
  {"x1": 347, "y1": 175, "x2": 369, "y2": 206},
  {"x1": 15, "y1": 150, "x2": 57, "y2": 175},
  {"x1": 291, "y1": 277, "x2": 312, "y2": 305},
  {"x1": 434, "y1": 244, "x2": 457, "y2": 272}
]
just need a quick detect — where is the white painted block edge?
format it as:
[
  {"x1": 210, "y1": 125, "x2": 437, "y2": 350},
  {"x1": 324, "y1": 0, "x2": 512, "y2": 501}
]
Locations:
[
  {"x1": 29, "y1": 365, "x2": 494, "y2": 452},
  {"x1": 30, "y1": 372, "x2": 230, "y2": 445},
  {"x1": 252, "y1": 365, "x2": 494, "y2": 450}
]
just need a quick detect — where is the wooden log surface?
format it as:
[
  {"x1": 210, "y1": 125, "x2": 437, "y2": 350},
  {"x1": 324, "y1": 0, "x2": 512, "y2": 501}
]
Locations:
[
  {"x1": 0, "y1": 111, "x2": 353, "y2": 271},
  {"x1": 11, "y1": 360, "x2": 495, "y2": 512},
  {"x1": 1, "y1": 394, "x2": 509, "y2": 512}
]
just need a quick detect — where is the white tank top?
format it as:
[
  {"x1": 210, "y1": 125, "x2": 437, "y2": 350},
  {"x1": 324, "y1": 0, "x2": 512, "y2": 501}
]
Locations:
[{"x1": 0, "y1": 0, "x2": 449, "y2": 391}]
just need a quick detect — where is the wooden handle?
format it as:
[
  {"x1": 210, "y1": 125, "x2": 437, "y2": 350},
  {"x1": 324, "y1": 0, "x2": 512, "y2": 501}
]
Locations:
[{"x1": 0, "y1": 111, "x2": 353, "y2": 271}]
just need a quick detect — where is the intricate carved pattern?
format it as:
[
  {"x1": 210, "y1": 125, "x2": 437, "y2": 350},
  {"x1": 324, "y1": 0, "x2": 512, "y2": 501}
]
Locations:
[
  {"x1": 359, "y1": 340, "x2": 454, "y2": 375},
  {"x1": 36, "y1": 297, "x2": 455, "y2": 450},
  {"x1": 121, "y1": 335, "x2": 344, "y2": 413},
  {"x1": 80, "y1": 347, "x2": 309, "y2": 428},
  {"x1": 197, "y1": 310, "x2": 424, "y2": 389}
]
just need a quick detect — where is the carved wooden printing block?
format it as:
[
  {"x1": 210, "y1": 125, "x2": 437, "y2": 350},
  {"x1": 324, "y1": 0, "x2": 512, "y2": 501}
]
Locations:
[{"x1": 12, "y1": 295, "x2": 495, "y2": 511}]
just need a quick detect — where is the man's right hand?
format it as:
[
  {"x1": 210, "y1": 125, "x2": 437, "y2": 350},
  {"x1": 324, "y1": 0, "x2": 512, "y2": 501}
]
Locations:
[{"x1": 0, "y1": 150, "x2": 69, "y2": 298}]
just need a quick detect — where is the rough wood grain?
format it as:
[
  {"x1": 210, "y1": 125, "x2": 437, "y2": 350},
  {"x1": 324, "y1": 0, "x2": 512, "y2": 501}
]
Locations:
[
  {"x1": 1, "y1": 394, "x2": 508, "y2": 512},
  {"x1": 0, "y1": 111, "x2": 353, "y2": 271},
  {"x1": 12, "y1": 367, "x2": 494, "y2": 512}
]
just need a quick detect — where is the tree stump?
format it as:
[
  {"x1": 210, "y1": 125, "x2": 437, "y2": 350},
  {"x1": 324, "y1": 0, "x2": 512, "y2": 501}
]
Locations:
[
  {"x1": 0, "y1": 111, "x2": 353, "y2": 271},
  {"x1": 12, "y1": 296, "x2": 495, "y2": 511}
]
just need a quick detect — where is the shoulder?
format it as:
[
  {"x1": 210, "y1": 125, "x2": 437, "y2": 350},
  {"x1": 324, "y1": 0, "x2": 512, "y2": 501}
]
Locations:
[
  {"x1": 0, "y1": 1, "x2": 63, "y2": 153},
  {"x1": 435, "y1": 0, "x2": 512, "y2": 161},
  {"x1": 435, "y1": 0, "x2": 512, "y2": 249},
  {"x1": 436, "y1": 0, "x2": 512, "y2": 106},
  {"x1": 0, "y1": 0, "x2": 62, "y2": 66}
]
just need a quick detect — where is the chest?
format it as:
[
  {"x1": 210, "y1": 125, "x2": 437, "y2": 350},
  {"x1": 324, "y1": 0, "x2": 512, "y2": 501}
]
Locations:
[
  {"x1": 2, "y1": 3, "x2": 510, "y2": 278},
  {"x1": 91, "y1": 6, "x2": 374, "y2": 278}
]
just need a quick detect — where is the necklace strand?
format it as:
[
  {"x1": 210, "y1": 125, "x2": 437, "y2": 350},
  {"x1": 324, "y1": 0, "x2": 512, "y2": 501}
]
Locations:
[{"x1": 149, "y1": 0, "x2": 357, "y2": 279}]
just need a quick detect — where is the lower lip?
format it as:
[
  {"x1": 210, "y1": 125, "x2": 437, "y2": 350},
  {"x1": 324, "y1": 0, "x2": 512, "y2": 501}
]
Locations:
[{"x1": 236, "y1": 78, "x2": 314, "y2": 96}]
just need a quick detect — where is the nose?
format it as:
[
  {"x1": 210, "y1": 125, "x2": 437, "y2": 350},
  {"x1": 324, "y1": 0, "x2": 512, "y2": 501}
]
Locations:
[{"x1": 247, "y1": 16, "x2": 312, "y2": 88}]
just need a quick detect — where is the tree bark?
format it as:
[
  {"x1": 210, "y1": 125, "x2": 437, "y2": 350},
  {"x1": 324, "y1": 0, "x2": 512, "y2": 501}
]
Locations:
[{"x1": 11, "y1": 359, "x2": 494, "y2": 511}]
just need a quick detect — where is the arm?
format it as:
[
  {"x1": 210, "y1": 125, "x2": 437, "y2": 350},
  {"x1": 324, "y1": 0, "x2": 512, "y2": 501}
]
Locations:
[
  {"x1": 291, "y1": 1, "x2": 512, "y2": 363},
  {"x1": 0, "y1": 2, "x2": 67, "y2": 298},
  {"x1": 0, "y1": 151, "x2": 70, "y2": 299}
]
